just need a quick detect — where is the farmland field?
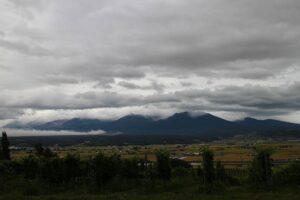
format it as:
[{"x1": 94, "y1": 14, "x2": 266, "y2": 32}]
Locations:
[{"x1": 10, "y1": 139, "x2": 300, "y2": 168}]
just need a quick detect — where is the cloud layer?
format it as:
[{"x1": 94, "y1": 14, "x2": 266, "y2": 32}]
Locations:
[{"x1": 0, "y1": 0, "x2": 300, "y2": 125}]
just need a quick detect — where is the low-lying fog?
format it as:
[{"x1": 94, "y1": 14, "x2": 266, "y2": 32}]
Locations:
[{"x1": 0, "y1": 128, "x2": 105, "y2": 137}]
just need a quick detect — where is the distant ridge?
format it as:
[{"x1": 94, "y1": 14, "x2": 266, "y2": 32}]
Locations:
[{"x1": 5, "y1": 112, "x2": 300, "y2": 136}]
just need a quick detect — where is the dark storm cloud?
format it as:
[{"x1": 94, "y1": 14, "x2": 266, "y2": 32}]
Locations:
[
  {"x1": 175, "y1": 82, "x2": 300, "y2": 116},
  {"x1": 1, "y1": 82, "x2": 299, "y2": 119}
]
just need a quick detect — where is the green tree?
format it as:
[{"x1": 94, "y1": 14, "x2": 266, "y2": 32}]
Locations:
[
  {"x1": 215, "y1": 160, "x2": 226, "y2": 182},
  {"x1": 63, "y1": 153, "x2": 81, "y2": 183},
  {"x1": 23, "y1": 155, "x2": 39, "y2": 179},
  {"x1": 91, "y1": 153, "x2": 120, "y2": 187},
  {"x1": 201, "y1": 147, "x2": 215, "y2": 185},
  {"x1": 34, "y1": 144, "x2": 57, "y2": 158},
  {"x1": 1, "y1": 131, "x2": 10, "y2": 160},
  {"x1": 155, "y1": 150, "x2": 171, "y2": 182},
  {"x1": 273, "y1": 161, "x2": 300, "y2": 186},
  {"x1": 40, "y1": 157, "x2": 64, "y2": 184},
  {"x1": 249, "y1": 148, "x2": 272, "y2": 187},
  {"x1": 197, "y1": 165, "x2": 204, "y2": 181},
  {"x1": 120, "y1": 157, "x2": 140, "y2": 180}
]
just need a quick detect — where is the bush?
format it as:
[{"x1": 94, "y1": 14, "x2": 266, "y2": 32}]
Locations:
[
  {"x1": 215, "y1": 161, "x2": 226, "y2": 182},
  {"x1": 22, "y1": 155, "x2": 39, "y2": 179},
  {"x1": 120, "y1": 157, "x2": 140, "y2": 180},
  {"x1": 39, "y1": 157, "x2": 64, "y2": 184},
  {"x1": 273, "y1": 161, "x2": 300, "y2": 186},
  {"x1": 201, "y1": 147, "x2": 215, "y2": 184},
  {"x1": 63, "y1": 153, "x2": 81, "y2": 183},
  {"x1": 199, "y1": 180, "x2": 226, "y2": 194},
  {"x1": 171, "y1": 158, "x2": 192, "y2": 169},
  {"x1": 90, "y1": 153, "x2": 121, "y2": 187},
  {"x1": 155, "y1": 150, "x2": 171, "y2": 182},
  {"x1": 172, "y1": 167, "x2": 192, "y2": 177},
  {"x1": 248, "y1": 148, "x2": 272, "y2": 188},
  {"x1": 22, "y1": 183, "x2": 40, "y2": 196}
]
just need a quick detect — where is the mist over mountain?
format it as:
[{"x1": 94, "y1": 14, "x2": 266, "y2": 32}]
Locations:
[{"x1": 5, "y1": 112, "x2": 300, "y2": 137}]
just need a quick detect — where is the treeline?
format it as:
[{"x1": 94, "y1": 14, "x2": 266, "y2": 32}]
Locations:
[{"x1": 0, "y1": 131, "x2": 300, "y2": 195}]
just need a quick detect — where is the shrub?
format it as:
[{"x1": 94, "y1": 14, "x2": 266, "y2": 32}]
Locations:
[
  {"x1": 201, "y1": 147, "x2": 215, "y2": 185},
  {"x1": 22, "y1": 155, "x2": 39, "y2": 179},
  {"x1": 120, "y1": 157, "x2": 140, "y2": 180},
  {"x1": 63, "y1": 153, "x2": 81, "y2": 183},
  {"x1": 155, "y1": 150, "x2": 171, "y2": 182},
  {"x1": 273, "y1": 161, "x2": 300, "y2": 186},
  {"x1": 248, "y1": 148, "x2": 272, "y2": 187},
  {"x1": 171, "y1": 158, "x2": 192, "y2": 169},
  {"x1": 90, "y1": 153, "x2": 120, "y2": 187},
  {"x1": 172, "y1": 167, "x2": 192, "y2": 177}
]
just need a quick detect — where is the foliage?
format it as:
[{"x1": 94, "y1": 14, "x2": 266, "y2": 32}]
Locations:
[
  {"x1": 273, "y1": 161, "x2": 300, "y2": 186},
  {"x1": 90, "y1": 152, "x2": 120, "y2": 187},
  {"x1": 34, "y1": 144, "x2": 57, "y2": 158},
  {"x1": 172, "y1": 167, "x2": 192, "y2": 177},
  {"x1": 201, "y1": 147, "x2": 215, "y2": 184},
  {"x1": 120, "y1": 157, "x2": 140, "y2": 180},
  {"x1": 215, "y1": 161, "x2": 226, "y2": 182},
  {"x1": 171, "y1": 158, "x2": 192, "y2": 169},
  {"x1": 155, "y1": 150, "x2": 171, "y2": 182},
  {"x1": 22, "y1": 155, "x2": 39, "y2": 179},
  {"x1": 1, "y1": 132, "x2": 10, "y2": 160},
  {"x1": 248, "y1": 148, "x2": 273, "y2": 187},
  {"x1": 0, "y1": 133, "x2": 299, "y2": 198}
]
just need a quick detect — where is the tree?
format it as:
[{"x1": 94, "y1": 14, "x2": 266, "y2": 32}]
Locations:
[
  {"x1": 197, "y1": 165, "x2": 204, "y2": 181},
  {"x1": 63, "y1": 153, "x2": 81, "y2": 183},
  {"x1": 215, "y1": 160, "x2": 226, "y2": 182},
  {"x1": 34, "y1": 144, "x2": 57, "y2": 158},
  {"x1": 273, "y1": 161, "x2": 300, "y2": 186},
  {"x1": 1, "y1": 131, "x2": 10, "y2": 160},
  {"x1": 249, "y1": 148, "x2": 272, "y2": 187},
  {"x1": 91, "y1": 153, "x2": 120, "y2": 187},
  {"x1": 201, "y1": 147, "x2": 215, "y2": 185},
  {"x1": 120, "y1": 157, "x2": 140, "y2": 180},
  {"x1": 23, "y1": 155, "x2": 39, "y2": 179},
  {"x1": 155, "y1": 150, "x2": 171, "y2": 182},
  {"x1": 171, "y1": 158, "x2": 192, "y2": 169}
]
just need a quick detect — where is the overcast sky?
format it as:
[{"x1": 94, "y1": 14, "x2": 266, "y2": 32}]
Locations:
[{"x1": 1, "y1": 0, "x2": 300, "y2": 126}]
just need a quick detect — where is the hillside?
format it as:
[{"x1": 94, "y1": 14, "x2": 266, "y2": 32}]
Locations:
[{"x1": 5, "y1": 112, "x2": 300, "y2": 136}]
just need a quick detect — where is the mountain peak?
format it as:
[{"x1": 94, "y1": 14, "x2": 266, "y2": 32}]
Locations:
[
  {"x1": 4, "y1": 112, "x2": 300, "y2": 136},
  {"x1": 117, "y1": 114, "x2": 152, "y2": 121},
  {"x1": 243, "y1": 117, "x2": 258, "y2": 121},
  {"x1": 171, "y1": 112, "x2": 191, "y2": 117}
]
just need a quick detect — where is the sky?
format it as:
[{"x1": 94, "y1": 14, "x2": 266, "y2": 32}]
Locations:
[{"x1": 0, "y1": 0, "x2": 300, "y2": 126}]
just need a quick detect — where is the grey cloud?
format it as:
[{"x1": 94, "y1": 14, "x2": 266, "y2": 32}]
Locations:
[
  {"x1": 0, "y1": 108, "x2": 24, "y2": 120},
  {"x1": 175, "y1": 82, "x2": 300, "y2": 116},
  {"x1": 93, "y1": 77, "x2": 115, "y2": 89},
  {"x1": 42, "y1": 74, "x2": 80, "y2": 85},
  {"x1": 0, "y1": 39, "x2": 53, "y2": 57},
  {"x1": 118, "y1": 81, "x2": 165, "y2": 92},
  {"x1": 2, "y1": 82, "x2": 300, "y2": 117},
  {"x1": 1, "y1": 0, "x2": 300, "y2": 122}
]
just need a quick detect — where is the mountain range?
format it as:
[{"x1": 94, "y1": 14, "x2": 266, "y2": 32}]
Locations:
[{"x1": 5, "y1": 112, "x2": 300, "y2": 136}]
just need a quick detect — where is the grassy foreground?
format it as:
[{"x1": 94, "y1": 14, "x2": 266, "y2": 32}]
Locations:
[
  {"x1": 0, "y1": 179, "x2": 299, "y2": 200},
  {"x1": 0, "y1": 187, "x2": 300, "y2": 200}
]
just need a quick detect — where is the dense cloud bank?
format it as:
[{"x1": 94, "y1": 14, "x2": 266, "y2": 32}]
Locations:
[{"x1": 0, "y1": 0, "x2": 300, "y2": 124}]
